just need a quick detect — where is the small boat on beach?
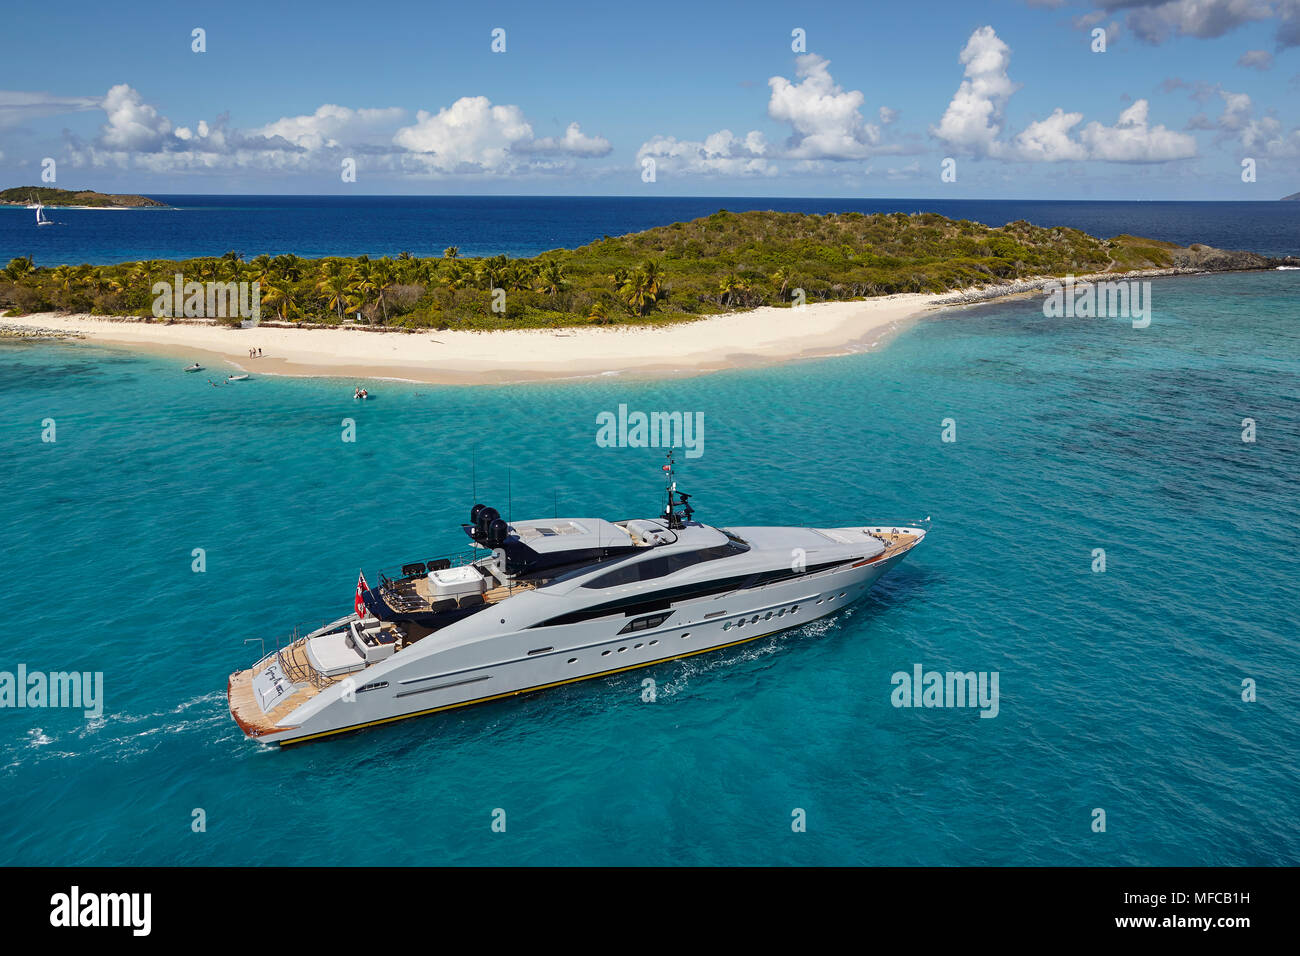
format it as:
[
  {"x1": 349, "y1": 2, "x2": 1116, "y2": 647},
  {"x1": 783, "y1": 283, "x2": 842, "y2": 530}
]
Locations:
[
  {"x1": 227, "y1": 374, "x2": 250, "y2": 382},
  {"x1": 184, "y1": 363, "x2": 203, "y2": 372}
]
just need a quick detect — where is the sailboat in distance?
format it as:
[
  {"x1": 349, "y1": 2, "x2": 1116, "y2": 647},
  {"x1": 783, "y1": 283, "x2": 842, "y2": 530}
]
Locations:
[{"x1": 35, "y1": 199, "x2": 53, "y2": 227}]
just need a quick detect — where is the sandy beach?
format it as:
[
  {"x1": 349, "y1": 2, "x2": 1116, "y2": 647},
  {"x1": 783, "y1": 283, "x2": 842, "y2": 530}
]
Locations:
[{"x1": 1, "y1": 293, "x2": 945, "y2": 385}]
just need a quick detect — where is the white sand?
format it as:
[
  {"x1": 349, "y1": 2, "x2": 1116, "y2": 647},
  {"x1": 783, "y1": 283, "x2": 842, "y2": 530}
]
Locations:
[{"x1": 4, "y1": 293, "x2": 944, "y2": 385}]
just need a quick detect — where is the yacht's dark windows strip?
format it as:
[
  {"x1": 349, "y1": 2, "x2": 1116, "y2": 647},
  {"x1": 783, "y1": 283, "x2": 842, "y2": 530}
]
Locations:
[{"x1": 582, "y1": 541, "x2": 750, "y2": 589}]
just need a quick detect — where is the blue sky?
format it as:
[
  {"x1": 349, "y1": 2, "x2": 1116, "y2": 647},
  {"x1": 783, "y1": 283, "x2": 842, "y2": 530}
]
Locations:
[{"x1": 1, "y1": 0, "x2": 1297, "y2": 198}]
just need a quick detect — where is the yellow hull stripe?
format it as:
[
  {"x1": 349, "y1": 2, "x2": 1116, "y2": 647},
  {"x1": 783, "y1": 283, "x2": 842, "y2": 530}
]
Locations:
[{"x1": 276, "y1": 627, "x2": 784, "y2": 746}]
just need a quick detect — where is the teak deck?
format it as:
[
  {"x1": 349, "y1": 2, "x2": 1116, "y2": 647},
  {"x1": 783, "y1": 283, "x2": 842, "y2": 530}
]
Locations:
[{"x1": 228, "y1": 638, "x2": 328, "y2": 738}]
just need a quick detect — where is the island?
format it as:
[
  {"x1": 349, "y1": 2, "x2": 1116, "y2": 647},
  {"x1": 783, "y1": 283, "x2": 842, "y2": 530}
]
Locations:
[
  {"x1": 1283, "y1": 191, "x2": 1300, "y2": 201},
  {"x1": 0, "y1": 186, "x2": 166, "y2": 208},
  {"x1": 0, "y1": 210, "x2": 1295, "y2": 385},
  {"x1": 0, "y1": 209, "x2": 1287, "y2": 327}
]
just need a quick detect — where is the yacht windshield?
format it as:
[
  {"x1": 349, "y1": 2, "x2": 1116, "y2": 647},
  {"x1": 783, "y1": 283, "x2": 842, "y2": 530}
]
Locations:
[{"x1": 582, "y1": 540, "x2": 749, "y2": 589}]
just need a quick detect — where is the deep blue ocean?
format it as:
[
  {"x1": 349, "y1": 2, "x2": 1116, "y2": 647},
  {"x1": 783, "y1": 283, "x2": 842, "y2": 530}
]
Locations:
[
  {"x1": 2, "y1": 195, "x2": 1298, "y2": 265},
  {"x1": 1, "y1": 262, "x2": 1296, "y2": 865}
]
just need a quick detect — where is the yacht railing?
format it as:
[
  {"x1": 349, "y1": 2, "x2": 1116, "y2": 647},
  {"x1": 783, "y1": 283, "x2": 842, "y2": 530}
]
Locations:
[{"x1": 243, "y1": 626, "x2": 340, "y2": 691}]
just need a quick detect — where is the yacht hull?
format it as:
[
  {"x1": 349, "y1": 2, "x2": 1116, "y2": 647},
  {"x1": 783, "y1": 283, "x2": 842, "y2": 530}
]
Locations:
[{"x1": 229, "y1": 529, "x2": 923, "y2": 746}]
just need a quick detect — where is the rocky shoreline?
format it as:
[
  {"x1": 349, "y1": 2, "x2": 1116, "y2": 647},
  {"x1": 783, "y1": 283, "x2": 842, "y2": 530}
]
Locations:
[
  {"x1": 0, "y1": 322, "x2": 84, "y2": 340},
  {"x1": 935, "y1": 248, "x2": 1299, "y2": 307}
]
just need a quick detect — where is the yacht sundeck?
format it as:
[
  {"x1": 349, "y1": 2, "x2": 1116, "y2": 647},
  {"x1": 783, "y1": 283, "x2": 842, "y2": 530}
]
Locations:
[{"x1": 228, "y1": 457, "x2": 926, "y2": 745}]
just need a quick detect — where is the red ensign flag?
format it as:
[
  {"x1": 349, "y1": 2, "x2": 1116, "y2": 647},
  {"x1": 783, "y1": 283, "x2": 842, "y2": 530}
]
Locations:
[{"x1": 355, "y1": 570, "x2": 369, "y2": 619}]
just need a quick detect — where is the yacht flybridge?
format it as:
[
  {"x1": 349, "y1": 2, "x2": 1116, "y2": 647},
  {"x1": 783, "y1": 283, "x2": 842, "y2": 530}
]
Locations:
[{"x1": 228, "y1": 456, "x2": 926, "y2": 745}]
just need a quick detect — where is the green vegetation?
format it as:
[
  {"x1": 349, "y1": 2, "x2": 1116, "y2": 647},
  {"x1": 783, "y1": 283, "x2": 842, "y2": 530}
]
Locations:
[
  {"x1": 0, "y1": 209, "x2": 1183, "y2": 329},
  {"x1": 0, "y1": 186, "x2": 166, "y2": 208}
]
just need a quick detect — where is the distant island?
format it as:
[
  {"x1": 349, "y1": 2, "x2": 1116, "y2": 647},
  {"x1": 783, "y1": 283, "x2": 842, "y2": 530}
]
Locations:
[
  {"x1": 0, "y1": 209, "x2": 1292, "y2": 329},
  {"x1": 0, "y1": 186, "x2": 166, "y2": 208},
  {"x1": 1283, "y1": 191, "x2": 1300, "y2": 201}
]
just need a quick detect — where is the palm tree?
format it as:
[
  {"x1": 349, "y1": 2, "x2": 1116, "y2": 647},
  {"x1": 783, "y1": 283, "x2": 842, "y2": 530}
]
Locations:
[
  {"x1": 4, "y1": 256, "x2": 35, "y2": 280},
  {"x1": 620, "y1": 268, "x2": 656, "y2": 316},
  {"x1": 127, "y1": 261, "x2": 151, "y2": 292},
  {"x1": 246, "y1": 255, "x2": 273, "y2": 284},
  {"x1": 770, "y1": 266, "x2": 791, "y2": 298},
  {"x1": 444, "y1": 261, "x2": 470, "y2": 290},
  {"x1": 51, "y1": 265, "x2": 77, "y2": 295},
  {"x1": 476, "y1": 255, "x2": 509, "y2": 292},
  {"x1": 371, "y1": 259, "x2": 396, "y2": 324},
  {"x1": 443, "y1": 246, "x2": 460, "y2": 260},
  {"x1": 346, "y1": 261, "x2": 376, "y2": 321},
  {"x1": 718, "y1": 273, "x2": 748, "y2": 307},
  {"x1": 274, "y1": 253, "x2": 303, "y2": 282},
  {"x1": 588, "y1": 301, "x2": 610, "y2": 325},
  {"x1": 220, "y1": 250, "x2": 244, "y2": 279},
  {"x1": 260, "y1": 282, "x2": 297, "y2": 321},
  {"x1": 318, "y1": 272, "x2": 350, "y2": 320},
  {"x1": 641, "y1": 259, "x2": 664, "y2": 298},
  {"x1": 537, "y1": 259, "x2": 568, "y2": 298}
]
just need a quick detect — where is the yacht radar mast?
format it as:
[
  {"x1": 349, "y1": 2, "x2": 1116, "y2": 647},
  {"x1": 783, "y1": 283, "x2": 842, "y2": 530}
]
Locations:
[{"x1": 661, "y1": 451, "x2": 694, "y2": 530}]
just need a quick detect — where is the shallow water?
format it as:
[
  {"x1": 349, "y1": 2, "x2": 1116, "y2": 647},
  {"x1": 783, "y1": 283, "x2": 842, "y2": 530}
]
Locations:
[{"x1": 0, "y1": 269, "x2": 1296, "y2": 865}]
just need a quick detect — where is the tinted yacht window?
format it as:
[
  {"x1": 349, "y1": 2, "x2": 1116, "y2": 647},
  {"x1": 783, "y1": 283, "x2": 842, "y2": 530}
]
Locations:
[{"x1": 583, "y1": 540, "x2": 749, "y2": 589}]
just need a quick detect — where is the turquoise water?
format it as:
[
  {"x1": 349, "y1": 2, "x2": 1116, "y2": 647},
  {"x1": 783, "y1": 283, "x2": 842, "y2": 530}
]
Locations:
[{"x1": 1, "y1": 269, "x2": 1296, "y2": 865}]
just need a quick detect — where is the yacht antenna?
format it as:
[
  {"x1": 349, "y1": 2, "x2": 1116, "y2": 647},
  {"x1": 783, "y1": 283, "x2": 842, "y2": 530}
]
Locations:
[
  {"x1": 508, "y1": 469, "x2": 513, "y2": 525},
  {"x1": 662, "y1": 451, "x2": 694, "y2": 530},
  {"x1": 472, "y1": 448, "x2": 478, "y2": 502}
]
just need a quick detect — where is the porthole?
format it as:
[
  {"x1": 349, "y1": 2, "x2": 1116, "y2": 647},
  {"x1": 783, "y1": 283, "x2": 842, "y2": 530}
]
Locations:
[
  {"x1": 777, "y1": 608, "x2": 786, "y2": 617},
  {"x1": 634, "y1": 643, "x2": 643, "y2": 649},
  {"x1": 568, "y1": 658, "x2": 578, "y2": 664},
  {"x1": 764, "y1": 611, "x2": 773, "y2": 620},
  {"x1": 618, "y1": 646, "x2": 627, "y2": 653},
  {"x1": 681, "y1": 632, "x2": 691, "y2": 639},
  {"x1": 839, "y1": 592, "x2": 846, "y2": 598},
  {"x1": 723, "y1": 622, "x2": 733, "y2": 631},
  {"x1": 602, "y1": 650, "x2": 611, "y2": 657},
  {"x1": 649, "y1": 640, "x2": 659, "y2": 646}
]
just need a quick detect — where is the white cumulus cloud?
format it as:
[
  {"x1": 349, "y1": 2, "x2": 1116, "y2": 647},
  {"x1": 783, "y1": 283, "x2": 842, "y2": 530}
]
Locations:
[
  {"x1": 99, "y1": 83, "x2": 172, "y2": 151},
  {"x1": 934, "y1": 26, "x2": 1194, "y2": 163},
  {"x1": 636, "y1": 130, "x2": 775, "y2": 176},
  {"x1": 254, "y1": 104, "x2": 406, "y2": 150},
  {"x1": 636, "y1": 54, "x2": 898, "y2": 177},
  {"x1": 529, "y1": 122, "x2": 611, "y2": 156},
  {"x1": 931, "y1": 26, "x2": 1019, "y2": 158},
  {"x1": 58, "y1": 86, "x2": 609, "y2": 179},
  {"x1": 767, "y1": 54, "x2": 882, "y2": 159},
  {"x1": 1079, "y1": 99, "x2": 1198, "y2": 161}
]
